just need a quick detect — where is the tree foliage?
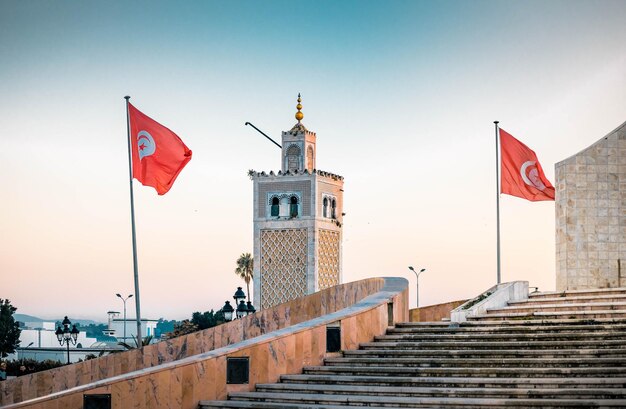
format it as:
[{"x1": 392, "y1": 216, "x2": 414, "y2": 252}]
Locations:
[
  {"x1": 166, "y1": 320, "x2": 199, "y2": 339},
  {"x1": 235, "y1": 253, "x2": 254, "y2": 300},
  {"x1": 166, "y1": 309, "x2": 227, "y2": 339},
  {"x1": 0, "y1": 299, "x2": 21, "y2": 358},
  {"x1": 191, "y1": 310, "x2": 225, "y2": 330},
  {"x1": 156, "y1": 318, "x2": 177, "y2": 338},
  {"x1": 4, "y1": 358, "x2": 63, "y2": 376}
]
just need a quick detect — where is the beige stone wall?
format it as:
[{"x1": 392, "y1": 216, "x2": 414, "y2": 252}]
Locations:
[
  {"x1": 409, "y1": 299, "x2": 469, "y2": 322},
  {"x1": 555, "y1": 121, "x2": 626, "y2": 290},
  {"x1": 0, "y1": 278, "x2": 390, "y2": 407},
  {"x1": 2, "y1": 278, "x2": 408, "y2": 409}
]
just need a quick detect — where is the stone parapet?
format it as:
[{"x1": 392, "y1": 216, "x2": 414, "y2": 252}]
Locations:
[
  {"x1": 409, "y1": 299, "x2": 469, "y2": 322},
  {"x1": 451, "y1": 281, "x2": 529, "y2": 323},
  {"x1": 0, "y1": 277, "x2": 397, "y2": 407}
]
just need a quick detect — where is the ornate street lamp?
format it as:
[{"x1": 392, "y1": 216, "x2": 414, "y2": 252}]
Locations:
[
  {"x1": 236, "y1": 300, "x2": 248, "y2": 319},
  {"x1": 408, "y1": 266, "x2": 426, "y2": 308},
  {"x1": 246, "y1": 301, "x2": 256, "y2": 315},
  {"x1": 116, "y1": 293, "x2": 133, "y2": 344},
  {"x1": 221, "y1": 301, "x2": 234, "y2": 322},
  {"x1": 233, "y1": 287, "x2": 246, "y2": 305},
  {"x1": 55, "y1": 316, "x2": 79, "y2": 364}
]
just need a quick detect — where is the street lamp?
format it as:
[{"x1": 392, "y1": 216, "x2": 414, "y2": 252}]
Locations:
[
  {"x1": 236, "y1": 300, "x2": 248, "y2": 319},
  {"x1": 221, "y1": 301, "x2": 234, "y2": 322},
  {"x1": 55, "y1": 316, "x2": 79, "y2": 364},
  {"x1": 116, "y1": 293, "x2": 133, "y2": 344},
  {"x1": 233, "y1": 287, "x2": 246, "y2": 305},
  {"x1": 408, "y1": 266, "x2": 426, "y2": 308},
  {"x1": 246, "y1": 301, "x2": 256, "y2": 315}
]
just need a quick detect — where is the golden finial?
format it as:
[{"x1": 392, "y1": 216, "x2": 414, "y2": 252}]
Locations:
[{"x1": 295, "y1": 93, "x2": 304, "y2": 122}]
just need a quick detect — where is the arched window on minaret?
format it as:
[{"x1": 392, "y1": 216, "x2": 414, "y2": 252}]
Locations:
[
  {"x1": 290, "y1": 196, "x2": 299, "y2": 217},
  {"x1": 270, "y1": 197, "x2": 279, "y2": 217},
  {"x1": 323, "y1": 197, "x2": 328, "y2": 218},
  {"x1": 307, "y1": 146, "x2": 314, "y2": 172},
  {"x1": 331, "y1": 199, "x2": 337, "y2": 219},
  {"x1": 286, "y1": 145, "x2": 301, "y2": 172}
]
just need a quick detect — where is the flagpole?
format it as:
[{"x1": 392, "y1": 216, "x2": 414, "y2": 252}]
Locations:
[
  {"x1": 494, "y1": 120, "x2": 501, "y2": 285},
  {"x1": 124, "y1": 96, "x2": 143, "y2": 347}
]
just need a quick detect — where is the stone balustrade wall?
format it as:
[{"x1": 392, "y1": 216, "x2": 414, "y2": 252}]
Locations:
[
  {"x1": 409, "y1": 299, "x2": 468, "y2": 322},
  {"x1": 1, "y1": 277, "x2": 390, "y2": 406}
]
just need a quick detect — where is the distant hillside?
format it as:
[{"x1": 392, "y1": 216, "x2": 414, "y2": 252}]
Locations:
[
  {"x1": 14, "y1": 314, "x2": 104, "y2": 326},
  {"x1": 14, "y1": 313, "x2": 44, "y2": 323}
]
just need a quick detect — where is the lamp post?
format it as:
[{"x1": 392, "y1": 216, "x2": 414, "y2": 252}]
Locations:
[
  {"x1": 246, "y1": 301, "x2": 256, "y2": 315},
  {"x1": 116, "y1": 293, "x2": 133, "y2": 344},
  {"x1": 55, "y1": 316, "x2": 79, "y2": 364},
  {"x1": 408, "y1": 266, "x2": 426, "y2": 308},
  {"x1": 236, "y1": 300, "x2": 249, "y2": 319},
  {"x1": 233, "y1": 287, "x2": 248, "y2": 319},
  {"x1": 233, "y1": 287, "x2": 246, "y2": 305},
  {"x1": 221, "y1": 301, "x2": 234, "y2": 322},
  {"x1": 221, "y1": 287, "x2": 256, "y2": 322}
]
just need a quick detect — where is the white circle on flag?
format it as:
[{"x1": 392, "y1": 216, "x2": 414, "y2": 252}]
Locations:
[
  {"x1": 137, "y1": 130, "x2": 156, "y2": 160},
  {"x1": 520, "y1": 161, "x2": 546, "y2": 190}
]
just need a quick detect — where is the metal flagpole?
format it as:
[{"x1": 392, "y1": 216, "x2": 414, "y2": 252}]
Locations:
[
  {"x1": 494, "y1": 120, "x2": 501, "y2": 285},
  {"x1": 124, "y1": 96, "x2": 143, "y2": 347}
]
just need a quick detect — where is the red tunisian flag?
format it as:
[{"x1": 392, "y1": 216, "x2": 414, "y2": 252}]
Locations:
[
  {"x1": 500, "y1": 128, "x2": 554, "y2": 201},
  {"x1": 128, "y1": 103, "x2": 192, "y2": 195}
]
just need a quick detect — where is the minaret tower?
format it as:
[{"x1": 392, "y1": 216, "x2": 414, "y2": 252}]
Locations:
[{"x1": 251, "y1": 94, "x2": 344, "y2": 310}]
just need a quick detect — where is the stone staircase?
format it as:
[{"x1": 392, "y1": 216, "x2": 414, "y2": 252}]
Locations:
[
  {"x1": 200, "y1": 287, "x2": 626, "y2": 408},
  {"x1": 468, "y1": 287, "x2": 626, "y2": 321}
]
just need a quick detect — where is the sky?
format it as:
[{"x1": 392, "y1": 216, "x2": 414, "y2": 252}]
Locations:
[{"x1": 1, "y1": 0, "x2": 625, "y2": 321}]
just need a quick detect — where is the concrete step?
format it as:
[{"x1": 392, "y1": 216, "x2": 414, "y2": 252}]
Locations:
[
  {"x1": 344, "y1": 348, "x2": 626, "y2": 358},
  {"x1": 302, "y1": 365, "x2": 626, "y2": 378},
  {"x1": 379, "y1": 330, "x2": 626, "y2": 341},
  {"x1": 394, "y1": 319, "x2": 626, "y2": 329},
  {"x1": 361, "y1": 339, "x2": 626, "y2": 350},
  {"x1": 510, "y1": 294, "x2": 626, "y2": 306},
  {"x1": 488, "y1": 302, "x2": 626, "y2": 314},
  {"x1": 254, "y1": 382, "x2": 626, "y2": 399},
  {"x1": 199, "y1": 304, "x2": 626, "y2": 409},
  {"x1": 279, "y1": 374, "x2": 626, "y2": 389},
  {"x1": 323, "y1": 356, "x2": 626, "y2": 368},
  {"x1": 529, "y1": 288, "x2": 626, "y2": 300},
  {"x1": 468, "y1": 310, "x2": 626, "y2": 321},
  {"x1": 456, "y1": 317, "x2": 626, "y2": 326},
  {"x1": 202, "y1": 392, "x2": 626, "y2": 408}
]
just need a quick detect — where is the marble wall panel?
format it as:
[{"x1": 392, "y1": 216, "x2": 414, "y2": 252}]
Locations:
[
  {"x1": 409, "y1": 299, "x2": 469, "y2": 322},
  {"x1": 1, "y1": 278, "x2": 389, "y2": 407},
  {"x1": 9, "y1": 287, "x2": 406, "y2": 409},
  {"x1": 166, "y1": 367, "x2": 182, "y2": 408}
]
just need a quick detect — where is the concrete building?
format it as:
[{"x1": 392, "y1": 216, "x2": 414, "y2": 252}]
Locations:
[
  {"x1": 251, "y1": 95, "x2": 344, "y2": 309},
  {"x1": 555, "y1": 121, "x2": 626, "y2": 290},
  {"x1": 11, "y1": 321, "x2": 101, "y2": 364},
  {"x1": 105, "y1": 311, "x2": 158, "y2": 344}
]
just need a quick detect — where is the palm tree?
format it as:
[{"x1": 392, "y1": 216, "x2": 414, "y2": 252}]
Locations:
[{"x1": 235, "y1": 253, "x2": 254, "y2": 301}]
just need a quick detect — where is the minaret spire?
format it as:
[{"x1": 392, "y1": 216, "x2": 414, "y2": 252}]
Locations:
[{"x1": 295, "y1": 93, "x2": 303, "y2": 123}]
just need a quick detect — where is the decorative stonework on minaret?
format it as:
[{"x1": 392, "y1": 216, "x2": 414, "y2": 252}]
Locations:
[{"x1": 251, "y1": 94, "x2": 344, "y2": 310}]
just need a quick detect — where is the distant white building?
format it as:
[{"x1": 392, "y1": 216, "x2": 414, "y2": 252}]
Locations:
[
  {"x1": 105, "y1": 311, "x2": 158, "y2": 345},
  {"x1": 11, "y1": 321, "x2": 106, "y2": 364}
]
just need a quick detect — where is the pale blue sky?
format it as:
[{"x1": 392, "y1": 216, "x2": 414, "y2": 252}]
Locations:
[{"x1": 1, "y1": 0, "x2": 625, "y2": 320}]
